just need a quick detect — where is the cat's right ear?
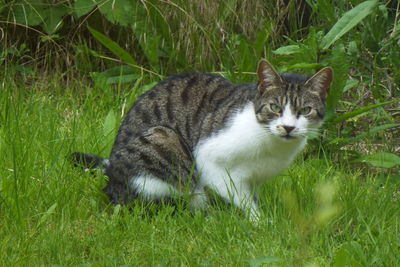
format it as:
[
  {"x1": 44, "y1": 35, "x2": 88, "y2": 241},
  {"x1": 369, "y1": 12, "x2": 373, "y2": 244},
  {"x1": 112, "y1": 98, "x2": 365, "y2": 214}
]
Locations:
[{"x1": 257, "y1": 59, "x2": 283, "y2": 94}]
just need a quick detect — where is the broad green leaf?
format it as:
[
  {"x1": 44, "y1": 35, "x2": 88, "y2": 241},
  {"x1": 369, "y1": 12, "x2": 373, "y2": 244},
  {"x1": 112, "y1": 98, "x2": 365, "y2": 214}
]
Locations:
[
  {"x1": 248, "y1": 256, "x2": 281, "y2": 267},
  {"x1": 378, "y1": 4, "x2": 388, "y2": 20},
  {"x1": 343, "y1": 79, "x2": 359, "y2": 92},
  {"x1": 325, "y1": 43, "x2": 348, "y2": 121},
  {"x1": 332, "y1": 99, "x2": 400, "y2": 123},
  {"x1": 356, "y1": 152, "x2": 400, "y2": 168},
  {"x1": 91, "y1": 66, "x2": 139, "y2": 85},
  {"x1": 111, "y1": 204, "x2": 121, "y2": 221},
  {"x1": 142, "y1": 35, "x2": 160, "y2": 66},
  {"x1": 333, "y1": 246, "x2": 351, "y2": 267},
  {"x1": 106, "y1": 74, "x2": 139, "y2": 85},
  {"x1": 333, "y1": 241, "x2": 367, "y2": 267},
  {"x1": 320, "y1": 0, "x2": 378, "y2": 50},
  {"x1": 140, "y1": 82, "x2": 158, "y2": 93},
  {"x1": 333, "y1": 246, "x2": 363, "y2": 267},
  {"x1": 87, "y1": 26, "x2": 137, "y2": 65},
  {"x1": 103, "y1": 109, "x2": 117, "y2": 153},
  {"x1": 73, "y1": 0, "x2": 97, "y2": 18},
  {"x1": 98, "y1": 0, "x2": 135, "y2": 26},
  {"x1": 103, "y1": 109, "x2": 117, "y2": 138},
  {"x1": 272, "y1": 45, "x2": 302, "y2": 55},
  {"x1": 13, "y1": 2, "x2": 45, "y2": 26},
  {"x1": 43, "y1": 5, "x2": 68, "y2": 34},
  {"x1": 254, "y1": 22, "x2": 272, "y2": 57}
]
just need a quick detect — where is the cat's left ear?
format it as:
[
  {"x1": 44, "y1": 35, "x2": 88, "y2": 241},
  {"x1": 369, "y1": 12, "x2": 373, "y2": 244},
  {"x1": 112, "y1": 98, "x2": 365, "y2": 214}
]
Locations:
[
  {"x1": 257, "y1": 59, "x2": 283, "y2": 94},
  {"x1": 305, "y1": 67, "x2": 333, "y2": 99}
]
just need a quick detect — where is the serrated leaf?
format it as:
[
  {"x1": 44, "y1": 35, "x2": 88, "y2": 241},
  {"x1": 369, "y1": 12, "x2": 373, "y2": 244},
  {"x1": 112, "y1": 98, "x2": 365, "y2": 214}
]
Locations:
[
  {"x1": 356, "y1": 152, "x2": 400, "y2": 168},
  {"x1": 88, "y1": 26, "x2": 137, "y2": 65},
  {"x1": 320, "y1": 0, "x2": 378, "y2": 50}
]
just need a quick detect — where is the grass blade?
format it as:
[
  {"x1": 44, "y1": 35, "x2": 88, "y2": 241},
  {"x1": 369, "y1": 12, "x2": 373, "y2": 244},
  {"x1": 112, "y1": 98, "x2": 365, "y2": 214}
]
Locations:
[
  {"x1": 328, "y1": 123, "x2": 400, "y2": 146},
  {"x1": 332, "y1": 99, "x2": 400, "y2": 123},
  {"x1": 320, "y1": 0, "x2": 378, "y2": 50}
]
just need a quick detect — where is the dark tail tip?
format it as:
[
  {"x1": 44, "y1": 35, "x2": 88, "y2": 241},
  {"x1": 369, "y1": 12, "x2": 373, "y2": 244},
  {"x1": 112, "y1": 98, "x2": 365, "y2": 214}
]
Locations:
[{"x1": 70, "y1": 152, "x2": 108, "y2": 170}]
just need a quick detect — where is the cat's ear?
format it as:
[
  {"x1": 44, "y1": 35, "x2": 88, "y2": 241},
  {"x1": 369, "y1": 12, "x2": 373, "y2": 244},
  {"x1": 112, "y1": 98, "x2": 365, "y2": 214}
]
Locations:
[
  {"x1": 305, "y1": 67, "x2": 333, "y2": 99},
  {"x1": 257, "y1": 59, "x2": 283, "y2": 93}
]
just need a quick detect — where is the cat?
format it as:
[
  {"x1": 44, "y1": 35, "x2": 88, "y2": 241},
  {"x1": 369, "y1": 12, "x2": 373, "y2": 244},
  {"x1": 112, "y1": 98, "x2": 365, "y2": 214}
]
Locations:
[{"x1": 72, "y1": 59, "x2": 332, "y2": 221}]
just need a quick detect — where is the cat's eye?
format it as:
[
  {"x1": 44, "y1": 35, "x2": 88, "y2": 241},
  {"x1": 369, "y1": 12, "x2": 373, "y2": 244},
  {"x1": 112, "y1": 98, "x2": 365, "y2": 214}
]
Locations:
[
  {"x1": 269, "y1": 104, "x2": 281, "y2": 113},
  {"x1": 299, "y1": 106, "x2": 312, "y2": 115}
]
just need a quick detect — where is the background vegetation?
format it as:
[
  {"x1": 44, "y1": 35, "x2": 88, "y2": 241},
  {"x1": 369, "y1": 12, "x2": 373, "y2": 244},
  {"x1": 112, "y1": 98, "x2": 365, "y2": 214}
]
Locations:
[{"x1": 0, "y1": 0, "x2": 399, "y2": 266}]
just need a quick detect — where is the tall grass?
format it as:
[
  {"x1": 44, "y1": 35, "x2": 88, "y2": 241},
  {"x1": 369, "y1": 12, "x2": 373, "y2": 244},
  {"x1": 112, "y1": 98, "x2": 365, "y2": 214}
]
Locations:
[{"x1": 1, "y1": 71, "x2": 399, "y2": 266}]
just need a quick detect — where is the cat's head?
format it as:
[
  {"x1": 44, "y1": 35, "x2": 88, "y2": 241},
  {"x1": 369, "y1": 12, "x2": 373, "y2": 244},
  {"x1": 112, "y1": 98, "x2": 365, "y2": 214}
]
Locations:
[{"x1": 254, "y1": 59, "x2": 333, "y2": 140}]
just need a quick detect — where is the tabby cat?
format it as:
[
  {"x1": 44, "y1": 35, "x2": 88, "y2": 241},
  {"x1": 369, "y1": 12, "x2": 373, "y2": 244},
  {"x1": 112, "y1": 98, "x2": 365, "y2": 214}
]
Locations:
[{"x1": 72, "y1": 60, "x2": 332, "y2": 221}]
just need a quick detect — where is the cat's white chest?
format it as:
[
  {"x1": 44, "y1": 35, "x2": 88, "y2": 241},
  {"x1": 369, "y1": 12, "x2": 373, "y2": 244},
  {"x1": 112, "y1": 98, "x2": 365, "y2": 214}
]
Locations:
[{"x1": 194, "y1": 103, "x2": 307, "y2": 186}]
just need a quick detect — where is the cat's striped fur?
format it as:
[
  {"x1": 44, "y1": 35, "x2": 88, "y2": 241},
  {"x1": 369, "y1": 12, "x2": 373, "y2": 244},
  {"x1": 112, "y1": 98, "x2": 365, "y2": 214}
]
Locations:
[{"x1": 73, "y1": 60, "x2": 332, "y2": 221}]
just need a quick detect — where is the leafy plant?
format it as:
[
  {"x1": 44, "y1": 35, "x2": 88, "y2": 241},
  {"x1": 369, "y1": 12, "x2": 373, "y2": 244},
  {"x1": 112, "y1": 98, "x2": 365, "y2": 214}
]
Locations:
[
  {"x1": 320, "y1": 0, "x2": 378, "y2": 50},
  {"x1": 272, "y1": 0, "x2": 399, "y2": 166},
  {"x1": 355, "y1": 152, "x2": 400, "y2": 168}
]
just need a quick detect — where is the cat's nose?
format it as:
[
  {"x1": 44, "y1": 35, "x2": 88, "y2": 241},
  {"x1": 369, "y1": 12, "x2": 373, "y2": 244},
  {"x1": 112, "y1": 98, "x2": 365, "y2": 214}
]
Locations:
[{"x1": 282, "y1": 125, "x2": 295, "y2": 133}]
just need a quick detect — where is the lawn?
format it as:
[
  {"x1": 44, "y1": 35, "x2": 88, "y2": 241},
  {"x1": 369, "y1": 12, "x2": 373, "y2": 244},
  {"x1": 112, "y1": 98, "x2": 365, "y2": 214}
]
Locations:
[
  {"x1": 1, "y1": 76, "x2": 399, "y2": 266},
  {"x1": 1, "y1": 1, "x2": 400, "y2": 265}
]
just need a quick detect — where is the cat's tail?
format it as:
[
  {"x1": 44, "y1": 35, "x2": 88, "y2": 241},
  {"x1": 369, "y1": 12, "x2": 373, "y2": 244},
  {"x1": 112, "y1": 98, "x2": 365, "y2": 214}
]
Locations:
[{"x1": 70, "y1": 152, "x2": 110, "y2": 172}]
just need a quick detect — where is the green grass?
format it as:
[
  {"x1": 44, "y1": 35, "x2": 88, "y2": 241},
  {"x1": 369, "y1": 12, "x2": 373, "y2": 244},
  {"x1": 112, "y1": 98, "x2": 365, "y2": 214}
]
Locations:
[
  {"x1": 1, "y1": 1, "x2": 399, "y2": 265},
  {"x1": 0, "y1": 74, "x2": 399, "y2": 266}
]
